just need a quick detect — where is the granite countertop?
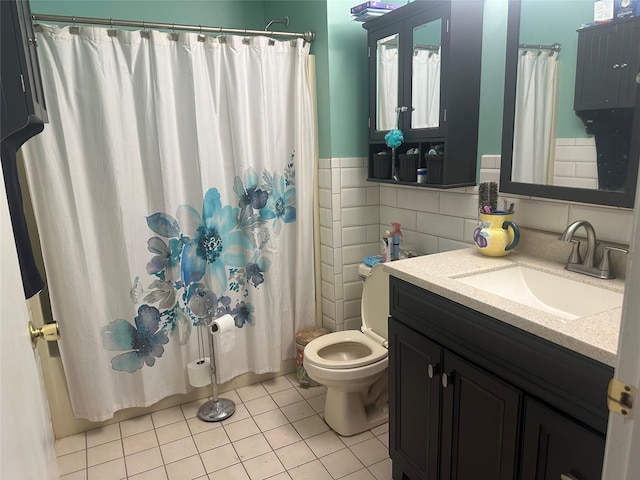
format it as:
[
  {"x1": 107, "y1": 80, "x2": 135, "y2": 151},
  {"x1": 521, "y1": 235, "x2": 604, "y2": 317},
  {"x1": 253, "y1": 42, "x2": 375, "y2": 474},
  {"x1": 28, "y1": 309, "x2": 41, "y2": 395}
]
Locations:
[{"x1": 383, "y1": 248, "x2": 626, "y2": 367}]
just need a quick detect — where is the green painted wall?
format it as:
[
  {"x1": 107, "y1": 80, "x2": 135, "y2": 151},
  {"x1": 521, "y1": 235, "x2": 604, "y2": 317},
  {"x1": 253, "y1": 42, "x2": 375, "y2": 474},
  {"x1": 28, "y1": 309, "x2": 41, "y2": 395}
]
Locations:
[
  {"x1": 477, "y1": 0, "x2": 508, "y2": 159},
  {"x1": 30, "y1": 0, "x2": 266, "y2": 29}
]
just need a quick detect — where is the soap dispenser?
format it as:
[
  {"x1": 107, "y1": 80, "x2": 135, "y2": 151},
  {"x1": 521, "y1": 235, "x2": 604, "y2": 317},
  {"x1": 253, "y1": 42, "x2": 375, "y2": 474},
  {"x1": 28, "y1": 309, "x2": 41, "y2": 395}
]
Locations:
[{"x1": 390, "y1": 222, "x2": 403, "y2": 261}]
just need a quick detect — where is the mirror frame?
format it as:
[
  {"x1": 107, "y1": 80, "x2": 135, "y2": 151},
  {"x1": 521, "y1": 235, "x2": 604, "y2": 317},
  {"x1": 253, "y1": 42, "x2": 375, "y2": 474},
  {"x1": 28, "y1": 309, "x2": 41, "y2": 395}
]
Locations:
[{"x1": 499, "y1": 0, "x2": 640, "y2": 209}]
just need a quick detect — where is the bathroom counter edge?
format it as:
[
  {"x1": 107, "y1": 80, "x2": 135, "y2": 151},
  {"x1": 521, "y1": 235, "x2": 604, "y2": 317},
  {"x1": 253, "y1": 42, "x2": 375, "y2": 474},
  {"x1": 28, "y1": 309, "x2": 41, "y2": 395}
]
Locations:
[{"x1": 383, "y1": 248, "x2": 625, "y2": 367}]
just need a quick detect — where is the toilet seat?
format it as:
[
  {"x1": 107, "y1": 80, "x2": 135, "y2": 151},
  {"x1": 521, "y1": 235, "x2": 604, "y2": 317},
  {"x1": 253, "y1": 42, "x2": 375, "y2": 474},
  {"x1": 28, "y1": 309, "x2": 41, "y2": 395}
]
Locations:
[{"x1": 303, "y1": 330, "x2": 388, "y2": 370}]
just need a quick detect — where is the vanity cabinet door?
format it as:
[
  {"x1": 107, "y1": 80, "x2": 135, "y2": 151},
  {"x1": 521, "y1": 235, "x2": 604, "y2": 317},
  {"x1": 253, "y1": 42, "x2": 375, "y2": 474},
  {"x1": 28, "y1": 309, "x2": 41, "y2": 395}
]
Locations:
[
  {"x1": 520, "y1": 398, "x2": 605, "y2": 480},
  {"x1": 574, "y1": 16, "x2": 640, "y2": 111},
  {"x1": 440, "y1": 350, "x2": 522, "y2": 480},
  {"x1": 389, "y1": 318, "x2": 442, "y2": 480}
]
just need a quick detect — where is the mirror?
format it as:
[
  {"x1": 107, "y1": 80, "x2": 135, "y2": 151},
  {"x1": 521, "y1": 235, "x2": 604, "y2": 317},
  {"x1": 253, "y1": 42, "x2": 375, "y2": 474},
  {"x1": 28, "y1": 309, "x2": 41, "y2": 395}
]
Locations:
[
  {"x1": 500, "y1": 0, "x2": 640, "y2": 208},
  {"x1": 376, "y1": 33, "x2": 399, "y2": 131},
  {"x1": 374, "y1": 18, "x2": 442, "y2": 133},
  {"x1": 411, "y1": 18, "x2": 441, "y2": 129}
]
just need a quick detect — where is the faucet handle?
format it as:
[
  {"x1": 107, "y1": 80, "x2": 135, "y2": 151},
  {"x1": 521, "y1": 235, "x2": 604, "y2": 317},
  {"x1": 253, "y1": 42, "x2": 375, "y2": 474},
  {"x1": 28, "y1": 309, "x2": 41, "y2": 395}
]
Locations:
[
  {"x1": 567, "y1": 239, "x2": 582, "y2": 264},
  {"x1": 598, "y1": 246, "x2": 629, "y2": 279}
]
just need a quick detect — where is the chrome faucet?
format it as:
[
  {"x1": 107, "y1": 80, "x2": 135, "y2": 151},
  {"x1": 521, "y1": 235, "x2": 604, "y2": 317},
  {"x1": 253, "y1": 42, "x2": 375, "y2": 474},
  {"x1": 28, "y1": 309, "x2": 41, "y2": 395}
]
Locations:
[{"x1": 558, "y1": 220, "x2": 628, "y2": 279}]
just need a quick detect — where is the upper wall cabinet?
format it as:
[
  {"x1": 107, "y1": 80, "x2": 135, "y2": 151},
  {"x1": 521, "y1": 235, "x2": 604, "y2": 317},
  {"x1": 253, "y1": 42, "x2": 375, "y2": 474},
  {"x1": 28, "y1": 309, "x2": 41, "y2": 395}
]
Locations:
[
  {"x1": 574, "y1": 17, "x2": 640, "y2": 111},
  {"x1": 1, "y1": 0, "x2": 47, "y2": 141},
  {"x1": 363, "y1": 0, "x2": 484, "y2": 188}
]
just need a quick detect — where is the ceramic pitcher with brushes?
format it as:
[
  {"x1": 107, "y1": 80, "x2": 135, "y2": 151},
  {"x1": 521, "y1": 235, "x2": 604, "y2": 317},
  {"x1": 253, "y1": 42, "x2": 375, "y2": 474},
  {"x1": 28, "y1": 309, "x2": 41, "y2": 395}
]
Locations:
[{"x1": 473, "y1": 211, "x2": 520, "y2": 256}]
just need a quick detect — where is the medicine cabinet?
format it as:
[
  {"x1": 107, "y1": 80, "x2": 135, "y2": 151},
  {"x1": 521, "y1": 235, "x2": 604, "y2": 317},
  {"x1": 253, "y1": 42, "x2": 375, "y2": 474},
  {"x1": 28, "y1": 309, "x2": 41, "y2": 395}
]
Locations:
[{"x1": 363, "y1": 0, "x2": 484, "y2": 187}]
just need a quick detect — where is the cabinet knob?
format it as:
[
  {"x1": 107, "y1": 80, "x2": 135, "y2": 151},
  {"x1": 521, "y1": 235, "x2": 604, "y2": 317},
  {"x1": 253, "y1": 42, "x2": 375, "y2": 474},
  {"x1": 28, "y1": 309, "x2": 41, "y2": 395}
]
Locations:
[
  {"x1": 442, "y1": 372, "x2": 452, "y2": 388},
  {"x1": 427, "y1": 363, "x2": 439, "y2": 379},
  {"x1": 560, "y1": 474, "x2": 580, "y2": 480},
  {"x1": 613, "y1": 63, "x2": 620, "y2": 69},
  {"x1": 621, "y1": 63, "x2": 628, "y2": 69}
]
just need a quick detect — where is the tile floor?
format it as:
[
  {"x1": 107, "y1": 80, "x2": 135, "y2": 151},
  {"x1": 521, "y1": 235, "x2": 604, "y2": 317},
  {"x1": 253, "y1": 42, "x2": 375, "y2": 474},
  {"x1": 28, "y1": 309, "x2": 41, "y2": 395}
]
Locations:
[{"x1": 55, "y1": 373, "x2": 391, "y2": 480}]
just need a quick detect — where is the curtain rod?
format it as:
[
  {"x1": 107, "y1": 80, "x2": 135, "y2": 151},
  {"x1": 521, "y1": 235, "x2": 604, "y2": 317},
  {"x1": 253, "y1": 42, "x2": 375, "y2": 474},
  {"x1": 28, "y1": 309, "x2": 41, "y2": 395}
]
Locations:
[
  {"x1": 31, "y1": 13, "x2": 316, "y2": 43},
  {"x1": 518, "y1": 42, "x2": 561, "y2": 52}
]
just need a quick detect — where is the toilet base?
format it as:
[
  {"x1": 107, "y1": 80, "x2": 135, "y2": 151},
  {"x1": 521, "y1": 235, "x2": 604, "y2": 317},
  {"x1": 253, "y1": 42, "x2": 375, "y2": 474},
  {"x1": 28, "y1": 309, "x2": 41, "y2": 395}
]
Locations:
[{"x1": 323, "y1": 388, "x2": 389, "y2": 437}]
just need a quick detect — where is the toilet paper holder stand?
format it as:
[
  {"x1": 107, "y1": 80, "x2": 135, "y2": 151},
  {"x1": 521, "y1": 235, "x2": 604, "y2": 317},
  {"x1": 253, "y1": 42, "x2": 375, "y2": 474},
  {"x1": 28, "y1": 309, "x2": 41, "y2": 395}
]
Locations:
[{"x1": 197, "y1": 318, "x2": 236, "y2": 422}]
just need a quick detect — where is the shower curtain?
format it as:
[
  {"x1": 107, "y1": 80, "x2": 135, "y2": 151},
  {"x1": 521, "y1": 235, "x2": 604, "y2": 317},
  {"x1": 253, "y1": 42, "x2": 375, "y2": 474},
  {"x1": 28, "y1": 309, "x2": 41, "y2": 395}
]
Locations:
[
  {"x1": 512, "y1": 50, "x2": 559, "y2": 184},
  {"x1": 377, "y1": 44, "x2": 399, "y2": 131},
  {"x1": 22, "y1": 25, "x2": 316, "y2": 421}
]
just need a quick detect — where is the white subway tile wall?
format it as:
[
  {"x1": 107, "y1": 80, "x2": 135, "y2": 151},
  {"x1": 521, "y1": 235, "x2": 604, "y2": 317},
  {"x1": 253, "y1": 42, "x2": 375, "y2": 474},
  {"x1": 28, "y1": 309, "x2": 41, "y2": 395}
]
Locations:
[
  {"x1": 553, "y1": 138, "x2": 598, "y2": 189},
  {"x1": 318, "y1": 155, "x2": 633, "y2": 333}
]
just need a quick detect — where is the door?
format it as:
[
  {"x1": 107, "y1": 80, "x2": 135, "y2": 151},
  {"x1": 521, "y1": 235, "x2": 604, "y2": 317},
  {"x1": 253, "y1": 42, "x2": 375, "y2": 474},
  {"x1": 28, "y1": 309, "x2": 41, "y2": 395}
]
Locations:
[
  {"x1": 389, "y1": 318, "x2": 441, "y2": 480},
  {"x1": 0, "y1": 161, "x2": 58, "y2": 479},
  {"x1": 440, "y1": 350, "x2": 521, "y2": 480},
  {"x1": 520, "y1": 398, "x2": 605, "y2": 480},
  {"x1": 602, "y1": 132, "x2": 640, "y2": 478}
]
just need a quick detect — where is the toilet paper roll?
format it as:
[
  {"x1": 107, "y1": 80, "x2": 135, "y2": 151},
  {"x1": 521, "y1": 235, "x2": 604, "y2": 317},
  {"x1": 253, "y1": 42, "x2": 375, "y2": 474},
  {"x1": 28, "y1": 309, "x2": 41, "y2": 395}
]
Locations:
[
  {"x1": 209, "y1": 314, "x2": 236, "y2": 353},
  {"x1": 187, "y1": 357, "x2": 212, "y2": 388}
]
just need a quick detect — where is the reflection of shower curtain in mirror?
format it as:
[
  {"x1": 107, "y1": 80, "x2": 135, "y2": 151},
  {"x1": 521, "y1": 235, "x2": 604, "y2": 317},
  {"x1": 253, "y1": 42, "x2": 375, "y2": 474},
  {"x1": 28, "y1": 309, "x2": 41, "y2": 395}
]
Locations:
[
  {"x1": 513, "y1": 51, "x2": 559, "y2": 184},
  {"x1": 411, "y1": 49, "x2": 440, "y2": 129},
  {"x1": 377, "y1": 45, "x2": 398, "y2": 131}
]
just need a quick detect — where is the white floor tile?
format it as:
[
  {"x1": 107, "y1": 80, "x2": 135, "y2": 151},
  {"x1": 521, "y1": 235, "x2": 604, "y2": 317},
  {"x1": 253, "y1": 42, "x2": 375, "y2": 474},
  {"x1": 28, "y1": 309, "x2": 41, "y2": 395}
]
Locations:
[
  {"x1": 342, "y1": 468, "x2": 377, "y2": 480},
  {"x1": 57, "y1": 450, "x2": 87, "y2": 476},
  {"x1": 56, "y1": 376, "x2": 390, "y2": 480},
  {"x1": 61, "y1": 470, "x2": 87, "y2": 480},
  {"x1": 120, "y1": 414, "x2": 154, "y2": 437},
  {"x1": 165, "y1": 454, "x2": 206, "y2": 480},
  {"x1": 152, "y1": 406, "x2": 185, "y2": 428},
  {"x1": 242, "y1": 451, "x2": 285, "y2": 480},
  {"x1": 233, "y1": 433, "x2": 272, "y2": 461},
  {"x1": 291, "y1": 415, "x2": 329, "y2": 439},
  {"x1": 193, "y1": 426, "x2": 230, "y2": 453},
  {"x1": 287, "y1": 459, "x2": 332, "y2": 480},
  {"x1": 87, "y1": 439, "x2": 123, "y2": 467},
  {"x1": 156, "y1": 420, "x2": 191, "y2": 445},
  {"x1": 224, "y1": 417, "x2": 260, "y2": 442},
  {"x1": 86, "y1": 423, "x2": 121, "y2": 448},
  {"x1": 208, "y1": 463, "x2": 250, "y2": 480},
  {"x1": 350, "y1": 438, "x2": 389, "y2": 467},
  {"x1": 253, "y1": 409, "x2": 290, "y2": 432},
  {"x1": 368, "y1": 458, "x2": 392, "y2": 480},
  {"x1": 261, "y1": 376, "x2": 294, "y2": 394},
  {"x1": 159, "y1": 436, "x2": 198, "y2": 464},
  {"x1": 200, "y1": 443, "x2": 240, "y2": 473},
  {"x1": 244, "y1": 395, "x2": 279, "y2": 416},
  {"x1": 236, "y1": 383, "x2": 269, "y2": 402},
  {"x1": 86, "y1": 457, "x2": 126, "y2": 480},
  {"x1": 270, "y1": 388, "x2": 305, "y2": 408},
  {"x1": 125, "y1": 446, "x2": 164, "y2": 476},
  {"x1": 274, "y1": 441, "x2": 316, "y2": 470},
  {"x1": 122, "y1": 430, "x2": 159, "y2": 456},
  {"x1": 304, "y1": 430, "x2": 345, "y2": 458},
  {"x1": 280, "y1": 401, "x2": 316, "y2": 423},
  {"x1": 55, "y1": 433, "x2": 86, "y2": 457},
  {"x1": 320, "y1": 448, "x2": 364, "y2": 479},
  {"x1": 129, "y1": 465, "x2": 169, "y2": 480},
  {"x1": 263, "y1": 424, "x2": 303, "y2": 450}
]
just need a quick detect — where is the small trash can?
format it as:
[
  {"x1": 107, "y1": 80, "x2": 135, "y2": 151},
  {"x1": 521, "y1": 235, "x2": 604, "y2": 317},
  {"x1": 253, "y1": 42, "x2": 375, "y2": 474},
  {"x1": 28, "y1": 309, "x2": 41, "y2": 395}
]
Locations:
[{"x1": 295, "y1": 327, "x2": 329, "y2": 387}]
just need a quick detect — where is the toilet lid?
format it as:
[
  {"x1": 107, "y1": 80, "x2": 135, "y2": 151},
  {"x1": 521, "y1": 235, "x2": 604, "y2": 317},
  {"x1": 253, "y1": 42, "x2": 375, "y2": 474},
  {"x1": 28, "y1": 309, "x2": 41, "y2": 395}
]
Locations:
[{"x1": 361, "y1": 263, "x2": 389, "y2": 341}]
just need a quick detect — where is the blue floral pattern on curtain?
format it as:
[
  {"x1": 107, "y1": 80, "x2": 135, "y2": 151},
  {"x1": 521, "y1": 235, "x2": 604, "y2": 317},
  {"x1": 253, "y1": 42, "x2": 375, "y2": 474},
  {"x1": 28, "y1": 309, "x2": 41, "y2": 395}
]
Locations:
[{"x1": 102, "y1": 159, "x2": 296, "y2": 373}]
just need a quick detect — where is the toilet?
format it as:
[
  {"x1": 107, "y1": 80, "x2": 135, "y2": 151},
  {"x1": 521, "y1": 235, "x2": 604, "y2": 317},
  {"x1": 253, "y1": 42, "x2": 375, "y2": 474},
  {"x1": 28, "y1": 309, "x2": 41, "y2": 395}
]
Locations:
[{"x1": 303, "y1": 263, "x2": 389, "y2": 436}]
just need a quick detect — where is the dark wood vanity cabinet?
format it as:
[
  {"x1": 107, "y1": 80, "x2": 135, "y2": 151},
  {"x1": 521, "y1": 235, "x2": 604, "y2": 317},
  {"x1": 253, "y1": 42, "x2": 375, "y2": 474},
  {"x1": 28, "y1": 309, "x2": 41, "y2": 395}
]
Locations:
[
  {"x1": 363, "y1": 0, "x2": 484, "y2": 188},
  {"x1": 1, "y1": 0, "x2": 47, "y2": 141},
  {"x1": 574, "y1": 16, "x2": 640, "y2": 111},
  {"x1": 389, "y1": 276, "x2": 612, "y2": 480}
]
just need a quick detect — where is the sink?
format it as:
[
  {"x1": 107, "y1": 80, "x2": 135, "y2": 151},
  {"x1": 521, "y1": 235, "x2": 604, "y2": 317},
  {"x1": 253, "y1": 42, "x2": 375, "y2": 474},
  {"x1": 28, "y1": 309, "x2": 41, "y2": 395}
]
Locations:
[{"x1": 456, "y1": 265, "x2": 623, "y2": 320}]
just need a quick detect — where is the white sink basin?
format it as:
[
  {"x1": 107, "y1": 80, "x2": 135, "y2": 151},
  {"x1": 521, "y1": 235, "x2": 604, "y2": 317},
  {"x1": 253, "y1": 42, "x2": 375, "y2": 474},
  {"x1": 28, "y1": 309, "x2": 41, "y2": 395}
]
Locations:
[{"x1": 456, "y1": 265, "x2": 623, "y2": 320}]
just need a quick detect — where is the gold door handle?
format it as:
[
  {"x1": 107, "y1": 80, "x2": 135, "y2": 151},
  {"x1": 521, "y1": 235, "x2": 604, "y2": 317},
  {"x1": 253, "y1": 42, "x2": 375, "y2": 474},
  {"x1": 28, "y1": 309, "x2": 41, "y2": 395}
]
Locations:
[{"x1": 29, "y1": 321, "x2": 60, "y2": 349}]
